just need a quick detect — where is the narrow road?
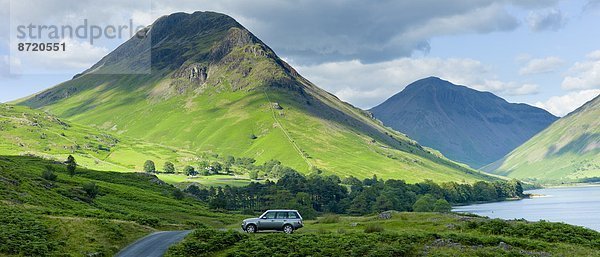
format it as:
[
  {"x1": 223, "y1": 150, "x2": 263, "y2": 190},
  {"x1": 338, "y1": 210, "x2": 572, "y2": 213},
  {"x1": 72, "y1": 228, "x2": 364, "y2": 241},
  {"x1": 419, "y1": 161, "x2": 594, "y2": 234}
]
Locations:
[{"x1": 115, "y1": 230, "x2": 192, "y2": 257}]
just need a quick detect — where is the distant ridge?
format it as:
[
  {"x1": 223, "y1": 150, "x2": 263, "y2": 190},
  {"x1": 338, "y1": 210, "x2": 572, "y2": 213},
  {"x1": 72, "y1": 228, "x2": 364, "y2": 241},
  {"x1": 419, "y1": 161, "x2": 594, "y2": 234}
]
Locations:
[{"x1": 370, "y1": 77, "x2": 558, "y2": 168}]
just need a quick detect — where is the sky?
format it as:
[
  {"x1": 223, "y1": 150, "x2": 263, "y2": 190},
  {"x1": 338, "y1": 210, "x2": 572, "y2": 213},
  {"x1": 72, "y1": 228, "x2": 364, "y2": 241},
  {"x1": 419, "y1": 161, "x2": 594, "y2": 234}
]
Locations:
[{"x1": 1, "y1": 0, "x2": 600, "y2": 116}]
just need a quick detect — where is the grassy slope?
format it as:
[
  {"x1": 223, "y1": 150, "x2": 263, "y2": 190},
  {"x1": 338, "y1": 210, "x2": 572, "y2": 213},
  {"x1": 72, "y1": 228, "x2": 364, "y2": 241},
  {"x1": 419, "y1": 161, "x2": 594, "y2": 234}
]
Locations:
[
  {"x1": 19, "y1": 72, "x2": 491, "y2": 183},
  {"x1": 487, "y1": 96, "x2": 600, "y2": 183},
  {"x1": 0, "y1": 155, "x2": 239, "y2": 256},
  {"x1": 0, "y1": 103, "x2": 232, "y2": 174},
  {"x1": 170, "y1": 213, "x2": 600, "y2": 257}
]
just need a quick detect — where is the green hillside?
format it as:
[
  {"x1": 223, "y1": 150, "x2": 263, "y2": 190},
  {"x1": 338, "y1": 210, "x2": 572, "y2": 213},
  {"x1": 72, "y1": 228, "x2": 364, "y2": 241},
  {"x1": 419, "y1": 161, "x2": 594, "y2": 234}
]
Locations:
[
  {"x1": 16, "y1": 11, "x2": 492, "y2": 183},
  {"x1": 0, "y1": 103, "x2": 213, "y2": 172},
  {"x1": 486, "y1": 95, "x2": 600, "y2": 183},
  {"x1": 0, "y1": 155, "x2": 237, "y2": 256}
]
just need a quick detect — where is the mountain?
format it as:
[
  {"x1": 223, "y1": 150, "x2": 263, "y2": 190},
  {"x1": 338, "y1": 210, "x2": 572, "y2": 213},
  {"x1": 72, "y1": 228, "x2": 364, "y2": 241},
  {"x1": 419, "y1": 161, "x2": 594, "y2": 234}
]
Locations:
[
  {"x1": 485, "y1": 94, "x2": 600, "y2": 183},
  {"x1": 370, "y1": 77, "x2": 558, "y2": 168},
  {"x1": 15, "y1": 12, "x2": 492, "y2": 183}
]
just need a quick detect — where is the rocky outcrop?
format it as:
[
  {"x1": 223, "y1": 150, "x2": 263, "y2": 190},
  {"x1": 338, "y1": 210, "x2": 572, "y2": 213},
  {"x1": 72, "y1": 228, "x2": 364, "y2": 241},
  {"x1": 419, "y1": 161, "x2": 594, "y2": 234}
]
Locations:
[{"x1": 172, "y1": 63, "x2": 209, "y2": 84}]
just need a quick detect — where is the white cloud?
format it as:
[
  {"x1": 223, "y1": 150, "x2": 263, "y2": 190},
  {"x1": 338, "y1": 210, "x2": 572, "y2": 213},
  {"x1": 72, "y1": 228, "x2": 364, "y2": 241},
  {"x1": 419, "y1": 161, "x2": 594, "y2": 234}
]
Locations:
[
  {"x1": 527, "y1": 8, "x2": 567, "y2": 31},
  {"x1": 519, "y1": 56, "x2": 565, "y2": 75},
  {"x1": 10, "y1": 38, "x2": 109, "y2": 74},
  {"x1": 561, "y1": 50, "x2": 600, "y2": 90},
  {"x1": 295, "y1": 57, "x2": 538, "y2": 108},
  {"x1": 535, "y1": 89, "x2": 600, "y2": 116}
]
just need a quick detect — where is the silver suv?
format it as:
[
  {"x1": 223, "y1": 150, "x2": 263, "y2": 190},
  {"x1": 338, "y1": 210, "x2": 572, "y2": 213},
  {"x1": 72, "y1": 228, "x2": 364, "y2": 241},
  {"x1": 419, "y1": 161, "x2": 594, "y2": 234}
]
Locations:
[{"x1": 242, "y1": 210, "x2": 303, "y2": 234}]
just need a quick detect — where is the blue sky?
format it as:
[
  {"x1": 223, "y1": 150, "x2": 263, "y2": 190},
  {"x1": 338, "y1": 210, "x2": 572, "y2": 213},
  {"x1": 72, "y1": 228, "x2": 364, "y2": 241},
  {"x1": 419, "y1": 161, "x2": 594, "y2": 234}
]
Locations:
[{"x1": 1, "y1": 0, "x2": 599, "y2": 116}]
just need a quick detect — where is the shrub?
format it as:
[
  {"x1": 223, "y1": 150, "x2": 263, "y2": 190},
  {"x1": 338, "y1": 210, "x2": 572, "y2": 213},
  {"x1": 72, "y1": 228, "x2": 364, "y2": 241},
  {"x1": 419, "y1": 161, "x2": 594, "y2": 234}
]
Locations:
[
  {"x1": 83, "y1": 182, "x2": 100, "y2": 199},
  {"x1": 184, "y1": 166, "x2": 197, "y2": 176},
  {"x1": 364, "y1": 224, "x2": 384, "y2": 233},
  {"x1": 433, "y1": 199, "x2": 452, "y2": 212},
  {"x1": 413, "y1": 194, "x2": 436, "y2": 212},
  {"x1": 0, "y1": 207, "x2": 57, "y2": 256},
  {"x1": 319, "y1": 214, "x2": 340, "y2": 224},
  {"x1": 173, "y1": 189, "x2": 185, "y2": 200},
  {"x1": 130, "y1": 215, "x2": 160, "y2": 227},
  {"x1": 41, "y1": 165, "x2": 57, "y2": 181}
]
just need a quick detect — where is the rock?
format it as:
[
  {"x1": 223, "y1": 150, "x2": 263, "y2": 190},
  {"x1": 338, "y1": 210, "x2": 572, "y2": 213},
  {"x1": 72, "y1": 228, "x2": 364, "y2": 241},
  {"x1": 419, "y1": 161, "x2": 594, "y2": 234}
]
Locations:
[
  {"x1": 272, "y1": 102, "x2": 283, "y2": 110},
  {"x1": 498, "y1": 241, "x2": 511, "y2": 250},
  {"x1": 378, "y1": 211, "x2": 394, "y2": 219}
]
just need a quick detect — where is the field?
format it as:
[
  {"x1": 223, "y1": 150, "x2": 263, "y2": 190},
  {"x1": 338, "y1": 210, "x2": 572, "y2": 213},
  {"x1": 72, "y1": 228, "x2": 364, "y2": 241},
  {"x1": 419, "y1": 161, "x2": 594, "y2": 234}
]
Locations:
[
  {"x1": 0, "y1": 155, "x2": 240, "y2": 256},
  {"x1": 169, "y1": 212, "x2": 600, "y2": 257},
  {"x1": 157, "y1": 174, "x2": 254, "y2": 188}
]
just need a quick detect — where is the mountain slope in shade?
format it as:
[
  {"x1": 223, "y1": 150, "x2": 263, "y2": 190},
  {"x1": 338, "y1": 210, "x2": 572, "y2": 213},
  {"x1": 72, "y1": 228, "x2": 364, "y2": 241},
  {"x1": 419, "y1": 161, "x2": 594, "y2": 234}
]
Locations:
[
  {"x1": 16, "y1": 12, "x2": 492, "y2": 182},
  {"x1": 370, "y1": 77, "x2": 558, "y2": 168},
  {"x1": 485, "y1": 94, "x2": 600, "y2": 183}
]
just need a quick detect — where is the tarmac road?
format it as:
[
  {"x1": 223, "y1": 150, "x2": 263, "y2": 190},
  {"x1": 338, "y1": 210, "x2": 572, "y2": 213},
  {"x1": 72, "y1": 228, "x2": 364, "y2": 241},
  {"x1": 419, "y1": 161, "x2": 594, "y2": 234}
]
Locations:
[{"x1": 115, "y1": 230, "x2": 192, "y2": 257}]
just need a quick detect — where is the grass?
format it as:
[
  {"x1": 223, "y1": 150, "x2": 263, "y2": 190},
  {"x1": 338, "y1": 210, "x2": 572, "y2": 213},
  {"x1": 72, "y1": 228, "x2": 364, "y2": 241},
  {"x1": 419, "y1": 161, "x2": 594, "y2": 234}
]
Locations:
[
  {"x1": 171, "y1": 212, "x2": 600, "y2": 257},
  {"x1": 157, "y1": 173, "x2": 254, "y2": 188},
  {"x1": 14, "y1": 28, "x2": 497, "y2": 183},
  {"x1": 13, "y1": 74, "x2": 494, "y2": 183},
  {"x1": 487, "y1": 96, "x2": 599, "y2": 184},
  {"x1": 0, "y1": 155, "x2": 242, "y2": 256}
]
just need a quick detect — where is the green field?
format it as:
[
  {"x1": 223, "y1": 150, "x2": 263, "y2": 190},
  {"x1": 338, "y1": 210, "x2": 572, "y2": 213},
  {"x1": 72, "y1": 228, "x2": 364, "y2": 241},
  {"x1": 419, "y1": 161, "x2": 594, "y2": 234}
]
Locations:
[
  {"x1": 2, "y1": 155, "x2": 599, "y2": 257},
  {"x1": 169, "y1": 212, "x2": 600, "y2": 257},
  {"x1": 157, "y1": 173, "x2": 254, "y2": 187},
  {"x1": 0, "y1": 155, "x2": 240, "y2": 256},
  {"x1": 486, "y1": 95, "x2": 600, "y2": 183}
]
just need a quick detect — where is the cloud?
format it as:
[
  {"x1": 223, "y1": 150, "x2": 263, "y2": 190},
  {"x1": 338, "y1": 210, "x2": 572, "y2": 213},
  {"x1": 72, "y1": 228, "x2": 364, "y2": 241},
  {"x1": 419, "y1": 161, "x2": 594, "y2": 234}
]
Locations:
[
  {"x1": 1, "y1": 0, "x2": 561, "y2": 66},
  {"x1": 295, "y1": 57, "x2": 538, "y2": 108},
  {"x1": 535, "y1": 89, "x2": 600, "y2": 116},
  {"x1": 147, "y1": 0, "x2": 558, "y2": 64},
  {"x1": 527, "y1": 9, "x2": 567, "y2": 31},
  {"x1": 10, "y1": 38, "x2": 109, "y2": 74},
  {"x1": 584, "y1": 0, "x2": 600, "y2": 11},
  {"x1": 519, "y1": 56, "x2": 565, "y2": 75},
  {"x1": 0, "y1": 55, "x2": 19, "y2": 78},
  {"x1": 561, "y1": 50, "x2": 600, "y2": 90}
]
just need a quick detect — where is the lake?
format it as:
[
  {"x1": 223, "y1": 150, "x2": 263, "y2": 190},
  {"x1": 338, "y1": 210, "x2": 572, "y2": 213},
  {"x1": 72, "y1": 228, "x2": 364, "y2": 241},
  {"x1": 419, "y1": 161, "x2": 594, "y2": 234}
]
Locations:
[{"x1": 453, "y1": 185, "x2": 600, "y2": 231}]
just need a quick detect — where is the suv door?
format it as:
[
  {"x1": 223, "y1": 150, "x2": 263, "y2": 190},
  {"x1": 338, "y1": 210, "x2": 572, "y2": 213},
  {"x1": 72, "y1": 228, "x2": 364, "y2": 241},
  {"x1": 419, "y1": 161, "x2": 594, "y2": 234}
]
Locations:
[
  {"x1": 272, "y1": 211, "x2": 288, "y2": 229},
  {"x1": 258, "y1": 211, "x2": 277, "y2": 230}
]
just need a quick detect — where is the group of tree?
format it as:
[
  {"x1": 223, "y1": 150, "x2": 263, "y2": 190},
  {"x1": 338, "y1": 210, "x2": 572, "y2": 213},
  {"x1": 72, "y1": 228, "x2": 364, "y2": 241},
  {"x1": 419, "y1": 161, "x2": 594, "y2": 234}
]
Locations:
[
  {"x1": 185, "y1": 168, "x2": 524, "y2": 218},
  {"x1": 140, "y1": 156, "x2": 298, "y2": 180}
]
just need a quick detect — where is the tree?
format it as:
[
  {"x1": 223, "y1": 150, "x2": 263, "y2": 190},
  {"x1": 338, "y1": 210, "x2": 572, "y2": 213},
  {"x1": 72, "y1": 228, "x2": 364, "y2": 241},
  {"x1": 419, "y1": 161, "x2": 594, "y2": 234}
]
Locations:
[
  {"x1": 249, "y1": 170, "x2": 259, "y2": 180},
  {"x1": 83, "y1": 182, "x2": 99, "y2": 199},
  {"x1": 210, "y1": 162, "x2": 222, "y2": 173},
  {"x1": 412, "y1": 194, "x2": 437, "y2": 212},
  {"x1": 144, "y1": 160, "x2": 156, "y2": 173},
  {"x1": 65, "y1": 155, "x2": 77, "y2": 176},
  {"x1": 41, "y1": 165, "x2": 57, "y2": 181},
  {"x1": 184, "y1": 166, "x2": 197, "y2": 176},
  {"x1": 163, "y1": 162, "x2": 175, "y2": 174},
  {"x1": 433, "y1": 199, "x2": 452, "y2": 212},
  {"x1": 225, "y1": 156, "x2": 235, "y2": 166}
]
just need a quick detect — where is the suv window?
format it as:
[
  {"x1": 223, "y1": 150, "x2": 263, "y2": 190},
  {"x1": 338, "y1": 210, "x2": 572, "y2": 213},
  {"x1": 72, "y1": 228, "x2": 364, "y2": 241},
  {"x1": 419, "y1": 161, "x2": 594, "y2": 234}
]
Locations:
[
  {"x1": 264, "y1": 212, "x2": 277, "y2": 219},
  {"x1": 288, "y1": 212, "x2": 299, "y2": 219},
  {"x1": 276, "y1": 212, "x2": 289, "y2": 219}
]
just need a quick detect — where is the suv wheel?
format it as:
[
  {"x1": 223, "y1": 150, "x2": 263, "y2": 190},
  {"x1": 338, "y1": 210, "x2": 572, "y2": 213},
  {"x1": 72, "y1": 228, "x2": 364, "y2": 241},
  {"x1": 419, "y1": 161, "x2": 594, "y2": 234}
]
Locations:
[
  {"x1": 245, "y1": 224, "x2": 257, "y2": 233},
  {"x1": 283, "y1": 224, "x2": 294, "y2": 234}
]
